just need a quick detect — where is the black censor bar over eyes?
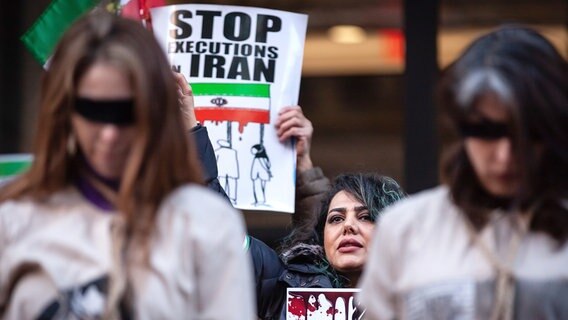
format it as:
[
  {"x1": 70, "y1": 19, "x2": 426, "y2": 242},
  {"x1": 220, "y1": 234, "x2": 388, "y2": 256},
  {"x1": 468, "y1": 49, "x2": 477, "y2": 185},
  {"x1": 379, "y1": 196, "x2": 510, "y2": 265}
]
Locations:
[
  {"x1": 75, "y1": 97, "x2": 135, "y2": 125},
  {"x1": 459, "y1": 120, "x2": 510, "y2": 140}
]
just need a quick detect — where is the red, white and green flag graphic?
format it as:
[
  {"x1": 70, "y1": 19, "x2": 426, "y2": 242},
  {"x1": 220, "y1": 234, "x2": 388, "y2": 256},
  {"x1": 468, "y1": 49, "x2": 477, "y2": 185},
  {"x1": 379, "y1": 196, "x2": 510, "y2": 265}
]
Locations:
[
  {"x1": 192, "y1": 83, "x2": 271, "y2": 133},
  {"x1": 119, "y1": 0, "x2": 166, "y2": 29},
  {"x1": 21, "y1": 0, "x2": 170, "y2": 66},
  {"x1": 21, "y1": 0, "x2": 99, "y2": 65}
]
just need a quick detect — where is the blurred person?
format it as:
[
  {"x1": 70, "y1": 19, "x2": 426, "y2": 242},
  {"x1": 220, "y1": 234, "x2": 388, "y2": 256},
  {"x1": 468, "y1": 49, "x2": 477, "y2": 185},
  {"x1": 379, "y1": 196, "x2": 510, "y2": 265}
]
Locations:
[
  {"x1": 359, "y1": 26, "x2": 568, "y2": 319},
  {"x1": 251, "y1": 106, "x2": 406, "y2": 319},
  {"x1": 0, "y1": 11, "x2": 254, "y2": 319}
]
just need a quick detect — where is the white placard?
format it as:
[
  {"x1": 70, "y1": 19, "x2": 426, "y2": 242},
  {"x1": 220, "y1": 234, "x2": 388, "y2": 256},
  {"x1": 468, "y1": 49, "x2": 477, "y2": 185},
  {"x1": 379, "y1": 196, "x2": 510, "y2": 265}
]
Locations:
[{"x1": 151, "y1": 5, "x2": 307, "y2": 212}]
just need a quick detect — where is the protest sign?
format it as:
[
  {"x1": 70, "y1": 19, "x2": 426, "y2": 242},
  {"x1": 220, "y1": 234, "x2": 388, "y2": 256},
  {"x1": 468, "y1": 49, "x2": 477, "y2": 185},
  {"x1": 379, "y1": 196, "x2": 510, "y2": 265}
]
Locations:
[
  {"x1": 151, "y1": 5, "x2": 307, "y2": 212},
  {"x1": 286, "y1": 288, "x2": 364, "y2": 320},
  {"x1": 0, "y1": 154, "x2": 33, "y2": 186}
]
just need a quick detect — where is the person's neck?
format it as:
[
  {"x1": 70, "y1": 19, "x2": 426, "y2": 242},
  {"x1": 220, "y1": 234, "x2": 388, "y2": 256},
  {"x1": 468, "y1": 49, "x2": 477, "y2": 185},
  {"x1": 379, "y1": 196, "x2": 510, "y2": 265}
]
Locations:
[
  {"x1": 477, "y1": 186, "x2": 514, "y2": 211},
  {"x1": 81, "y1": 155, "x2": 121, "y2": 190},
  {"x1": 74, "y1": 154, "x2": 120, "y2": 211},
  {"x1": 341, "y1": 271, "x2": 361, "y2": 288}
]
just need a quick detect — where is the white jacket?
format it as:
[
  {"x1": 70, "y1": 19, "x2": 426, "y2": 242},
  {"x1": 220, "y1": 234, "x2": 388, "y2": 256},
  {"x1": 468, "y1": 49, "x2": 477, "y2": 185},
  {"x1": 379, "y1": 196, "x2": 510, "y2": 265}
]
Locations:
[
  {"x1": 358, "y1": 186, "x2": 568, "y2": 320},
  {"x1": 0, "y1": 184, "x2": 255, "y2": 319}
]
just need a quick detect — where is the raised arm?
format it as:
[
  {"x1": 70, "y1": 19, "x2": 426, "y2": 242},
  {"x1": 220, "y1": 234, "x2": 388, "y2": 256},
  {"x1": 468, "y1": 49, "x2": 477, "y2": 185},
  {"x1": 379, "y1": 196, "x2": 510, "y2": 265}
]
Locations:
[
  {"x1": 275, "y1": 106, "x2": 330, "y2": 228},
  {"x1": 174, "y1": 72, "x2": 230, "y2": 202}
]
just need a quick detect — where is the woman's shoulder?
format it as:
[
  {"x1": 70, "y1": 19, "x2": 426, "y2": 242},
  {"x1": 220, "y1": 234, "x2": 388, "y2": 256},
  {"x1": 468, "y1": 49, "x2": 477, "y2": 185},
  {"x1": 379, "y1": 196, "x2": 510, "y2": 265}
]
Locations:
[
  {"x1": 379, "y1": 185, "x2": 456, "y2": 230},
  {"x1": 0, "y1": 197, "x2": 35, "y2": 230},
  {"x1": 0, "y1": 188, "x2": 83, "y2": 215},
  {"x1": 160, "y1": 183, "x2": 241, "y2": 222},
  {"x1": 165, "y1": 183, "x2": 231, "y2": 206},
  {"x1": 0, "y1": 188, "x2": 87, "y2": 240}
]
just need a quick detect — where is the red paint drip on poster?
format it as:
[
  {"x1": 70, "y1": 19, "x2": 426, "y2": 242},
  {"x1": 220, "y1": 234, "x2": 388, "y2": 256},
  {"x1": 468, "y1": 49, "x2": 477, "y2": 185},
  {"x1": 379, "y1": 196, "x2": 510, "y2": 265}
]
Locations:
[
  {"x1": 195, "y1": 108, "x2": 270, "y2": 133},
  {"x1": 288, "y1": 295, "x2": 307, "y2": 318},
  {"x1": 287, "y1": 290, "x2": 362, "y2": 320}
]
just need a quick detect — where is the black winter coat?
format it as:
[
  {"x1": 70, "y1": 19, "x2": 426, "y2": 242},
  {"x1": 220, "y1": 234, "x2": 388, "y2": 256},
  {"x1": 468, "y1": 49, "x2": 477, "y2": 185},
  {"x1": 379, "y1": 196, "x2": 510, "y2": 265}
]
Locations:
[
  {"x1": 249, "y1": 236, "x2": 334, "y2": 320},
  {"x1": 249, "y1": 167, "x2": 332, "y2": 319},
  {"x1": 198, "y1": 129, "x2": 333, "y2": 320}
]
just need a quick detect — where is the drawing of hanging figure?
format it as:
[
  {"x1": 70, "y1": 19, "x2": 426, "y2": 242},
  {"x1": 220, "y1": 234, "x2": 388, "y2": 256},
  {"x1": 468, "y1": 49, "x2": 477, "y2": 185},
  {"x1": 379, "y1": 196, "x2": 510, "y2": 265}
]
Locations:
[
  {"x1": 215, "y1": 116, "x2": 239, "y2": 204},
  {"x1": 192, "y1": 83, "x2": 271, "y2": 207},
  {"x1": 250, "y1": 124, "x2": 272, "y2": 206}
]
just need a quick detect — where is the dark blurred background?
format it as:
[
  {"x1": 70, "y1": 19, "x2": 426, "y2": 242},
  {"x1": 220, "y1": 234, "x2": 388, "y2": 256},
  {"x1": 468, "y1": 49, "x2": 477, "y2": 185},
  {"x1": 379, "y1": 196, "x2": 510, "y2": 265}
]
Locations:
[{"x1": 1, "y1": 0, "x2": 566, "y2": 248}]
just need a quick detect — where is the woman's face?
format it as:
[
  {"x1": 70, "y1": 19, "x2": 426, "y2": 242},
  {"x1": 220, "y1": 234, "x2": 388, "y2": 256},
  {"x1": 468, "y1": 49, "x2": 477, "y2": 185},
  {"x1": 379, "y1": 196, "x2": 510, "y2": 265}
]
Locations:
[
  {"x1": 464, "y1": 94, "x2": 519, "y2": 197},
  {"x1": 323, "y1": 190, "x2": 375, "y2": 274},
  {"x1": 72, "y1": 63, "x2": 136, "y2": 179}
]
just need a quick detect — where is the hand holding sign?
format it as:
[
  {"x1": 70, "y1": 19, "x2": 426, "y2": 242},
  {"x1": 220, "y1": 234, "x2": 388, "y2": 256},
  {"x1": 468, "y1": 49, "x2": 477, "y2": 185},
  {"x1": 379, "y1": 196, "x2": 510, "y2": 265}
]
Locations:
[
  {"x1": 276, "y1": 106, "x2": 313, "y2": 172},
  {"x1": 174, "y1": 72, "x2": 198, "y2": 129}
]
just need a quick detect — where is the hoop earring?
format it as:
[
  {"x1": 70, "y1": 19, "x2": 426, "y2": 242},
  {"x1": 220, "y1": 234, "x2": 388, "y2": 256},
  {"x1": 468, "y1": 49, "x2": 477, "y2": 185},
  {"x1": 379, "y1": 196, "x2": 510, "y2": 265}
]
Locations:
[{"x1": 67, "y1": 134, "x2": 77, "y2": 156}]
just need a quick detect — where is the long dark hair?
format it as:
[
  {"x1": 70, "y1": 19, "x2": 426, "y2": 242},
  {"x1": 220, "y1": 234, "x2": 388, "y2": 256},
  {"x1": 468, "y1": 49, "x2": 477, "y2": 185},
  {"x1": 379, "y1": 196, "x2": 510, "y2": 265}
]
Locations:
[
  {"x1": 279, "y1": 173, "x2": 405, "y2": 286},
  {"x1": 0, "y1": 11, "x2": 203, "y2": 245},
  {"x1": 439, "y1": 26, "x2": 568, "y2": 241}
]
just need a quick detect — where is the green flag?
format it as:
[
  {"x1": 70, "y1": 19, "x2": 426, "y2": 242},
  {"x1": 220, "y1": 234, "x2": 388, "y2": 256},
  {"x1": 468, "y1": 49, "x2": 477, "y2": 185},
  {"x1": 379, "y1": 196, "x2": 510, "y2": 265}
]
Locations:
[{"x1": 21, "y1": 0, "x2": 99, "y2": 65}]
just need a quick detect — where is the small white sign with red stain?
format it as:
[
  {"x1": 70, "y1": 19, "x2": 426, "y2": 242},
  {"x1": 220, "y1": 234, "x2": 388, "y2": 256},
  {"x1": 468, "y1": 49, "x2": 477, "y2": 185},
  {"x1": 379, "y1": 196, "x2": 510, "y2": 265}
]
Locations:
[{"x1": 286, "y1": 288, "x2": 365, "y2": 320}]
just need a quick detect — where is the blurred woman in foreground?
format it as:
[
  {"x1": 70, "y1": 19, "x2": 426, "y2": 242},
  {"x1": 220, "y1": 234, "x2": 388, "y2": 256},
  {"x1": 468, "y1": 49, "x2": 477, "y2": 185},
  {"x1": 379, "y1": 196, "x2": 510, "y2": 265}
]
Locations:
[
  {"x1": 359, "y1": 26, "x2": 568, "y2": 319},
  {"x1": 0, "y1": 11, "x2": 254, "y2": 319}
]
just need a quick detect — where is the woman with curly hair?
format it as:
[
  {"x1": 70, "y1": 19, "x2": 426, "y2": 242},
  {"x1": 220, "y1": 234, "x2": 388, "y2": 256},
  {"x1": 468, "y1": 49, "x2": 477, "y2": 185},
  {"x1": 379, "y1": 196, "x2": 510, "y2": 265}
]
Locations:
[{"x1": 250, "y1": 171, "x2": 405, "y2": 319}]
